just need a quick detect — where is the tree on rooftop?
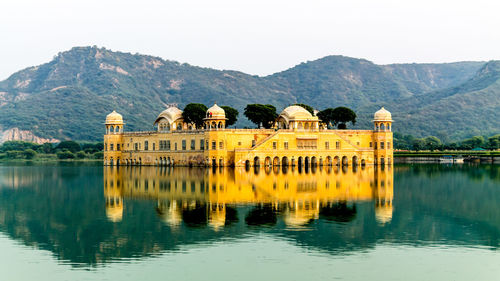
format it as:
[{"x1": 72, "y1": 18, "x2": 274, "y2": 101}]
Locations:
[
  {"x1": 244, "y1": 104, "x2": 277, "y2": 129},
  {"x1": 318, "y1": 107, "x2": 357, "y2": 129},
  {"x1": 182, "y1": 103, "x2": 208, "y2": 129},
  {"x1": 221, "y1": 106, "x2": 239, "y2": 127}
]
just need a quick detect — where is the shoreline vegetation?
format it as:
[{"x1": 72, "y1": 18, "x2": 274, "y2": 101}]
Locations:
[
  {"x1": 0, "y1": 141, "x2": 103, "y2": 162},
  {"x1": 395, "y1": 151, "x2": 500, "y2": 157},
  {"x1": 394, "y1": 133, "x2": 500, "y2": 151}
]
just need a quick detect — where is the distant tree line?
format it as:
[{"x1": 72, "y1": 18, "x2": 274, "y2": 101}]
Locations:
[
  {"x1": 394, "y1": 133, "x2": 500, "y2": 151},
  {"x1": 0, "y1": 140, "x2": 104, "y2": 160}
]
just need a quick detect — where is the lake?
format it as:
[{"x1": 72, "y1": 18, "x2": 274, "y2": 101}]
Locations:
[{"x1": 0, "y1": 163, "x2": 499, "y2": 280}]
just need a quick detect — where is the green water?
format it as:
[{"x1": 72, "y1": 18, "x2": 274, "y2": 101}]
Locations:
[{"x1": 0, "y1": 163, "x2": 499, "y2": 280}]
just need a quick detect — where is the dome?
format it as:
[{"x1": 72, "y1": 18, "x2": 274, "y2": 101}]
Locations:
[
  {"x1": 206, "y1": 103, "x2": 226, "y2": 119},
  {"x1": 156, "y1": 201, "x2": 182, "y2": 227},
  {"x1": 279, "y1": 105, "x2": 317, "y2": 122},
  {"x1": 373, "y1": 107, "x2": 392, "y2": 122},
  {"x1": 375, "y1": 205, "x2": 393, "y2": 224},
  {"x1": 105, "y1": 205, "x2": 123, "y2": 222},
  {"x1": 209, "y1": 211, "x2": 226, "y2": 231},
  {"x1": 154, "y1": 106, "x2": 183, "y2": 124},
  {"x1": 105, "y1": 111, "x2": 123, "y2": 125}
]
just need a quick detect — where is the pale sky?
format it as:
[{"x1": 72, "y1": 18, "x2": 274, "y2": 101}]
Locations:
[{"x1": 0, "y1": 0, "x2": 499, "y2": 80}]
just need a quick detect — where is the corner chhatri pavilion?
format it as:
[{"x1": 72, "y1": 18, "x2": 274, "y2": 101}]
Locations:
[{"x1": 104, "y1": 104, "x2": 393, "y2": 167}]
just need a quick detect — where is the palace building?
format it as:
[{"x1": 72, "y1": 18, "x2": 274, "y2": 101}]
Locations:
[{"x1": 103, "y1": 104, "x2": 393, "y2": 167}]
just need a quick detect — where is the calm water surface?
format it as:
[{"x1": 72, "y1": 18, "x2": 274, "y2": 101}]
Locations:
[{"x1": 0, "y1": 163, "x2": 499, "y2": 280}]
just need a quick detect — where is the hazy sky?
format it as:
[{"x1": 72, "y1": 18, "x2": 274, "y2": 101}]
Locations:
[{"x1": 0, "y1": 0, "x2": 499, "y2": 79}]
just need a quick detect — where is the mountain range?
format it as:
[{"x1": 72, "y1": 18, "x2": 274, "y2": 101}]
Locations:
[{"x1": 0, "y1": 46, "x2": 498, "y2": 143}]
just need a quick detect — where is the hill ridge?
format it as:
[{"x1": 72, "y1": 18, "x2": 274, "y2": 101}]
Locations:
[{"x1": 0, "y1": 46, "x2": 497, "y2": 142}]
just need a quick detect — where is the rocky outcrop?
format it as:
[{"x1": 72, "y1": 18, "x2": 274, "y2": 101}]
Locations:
[{"x1": 0, "y1": 128, "x2": 59, "y2": 144}]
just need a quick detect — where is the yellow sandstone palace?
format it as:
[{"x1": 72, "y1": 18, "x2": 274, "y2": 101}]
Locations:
[{"x1": 104, "y1": 104, "x2": 393, "y2": 167}]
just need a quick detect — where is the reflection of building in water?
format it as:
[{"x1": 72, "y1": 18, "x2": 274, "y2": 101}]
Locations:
[
  {"x1": 156, "y1": 201, "x2": 182, "y2": 227},
  {"x1": 374, "y1": 166, "x2": 394, "y2": 224},
  {"x1": 104, "y1": 168, "x2": 124, "y2": 222},
  {"x1": 103, "y1": 165, "x2": 394, "y2": 228},
  {"x1": 103, "y1": 105, "x2": 393, "y2": 167}
]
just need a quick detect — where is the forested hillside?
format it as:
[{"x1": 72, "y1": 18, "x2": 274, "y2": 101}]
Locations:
[{"x1": 0, "y1": 46, "x2": 496, "y2": 142}]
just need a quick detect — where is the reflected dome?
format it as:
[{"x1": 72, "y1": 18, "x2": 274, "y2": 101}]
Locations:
[
  {"x1": 156, "y1": 201, "x2": 182, "y2": 227},
  {"x1": 105, "y1": 204, "x2": 123, "y2": 222},
  {"x1": 208, "y1": 204, "x2": 226, "y2": 230},
  {"x1": 375, "y1": 205, "x2": 393, "y2": 224}
]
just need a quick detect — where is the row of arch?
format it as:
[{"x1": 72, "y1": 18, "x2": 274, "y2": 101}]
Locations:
[
  {"x1": 106, "y1": 125, "x2": 123, "y2": 134},
  {"x1": 106, "y1": 157, "x2": 145, "y2": 166},
  {"x1": 206, "y1": 121, "x2": 225, "y2": 130},
  {"x1": 247, "y1": 155, "x2": 366, "y2": 168},
  {"x1": 375, "y1": 123, "x2": 391, "y2": 132},
  {"x1": 105, "y1": 156, "x2": 391, "y2": 167},
  {"x1": 157, "y1": 157, "x2": 174, "y2": 166}
]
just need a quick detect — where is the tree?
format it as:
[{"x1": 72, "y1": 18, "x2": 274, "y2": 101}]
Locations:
[
  {"x1": 318, "y1": 107, "x2": 357, "y2": 129},
  {"x1": 221, "y1": 106, "x2": 239, "y2": 127},
  {"x1": 81, "y1": 142, "x2": 103, "y2": 153},
  {"x1": 411, "y1": 138, "x2": 426, "y2": 151},
  {"x1": 294, "y1": 103, "x2": 315, "y2": 115},
  {"x1": 487, "y1": 134, "x2": 500, "y2": 150},
  {"x1": 39, "y1": 143, "x2": 54, "y2": 154},
  {"x1": 56, "y1": 141, "x2": 81, "y2": 153},
  {"x1": 424, "y1": 136, "x2": 442, "y2": 151},
  {"x1": 23, "y1": 149, "x2": 37, "y2": 159},
  {"x1": 5, "y1": 151, "x2": 23, "y2": 159},
  {"x1": 332, "y1": 107, "x2": 356, "y2": 129},
  {"x1": 76, "y1": 151, "x2": 86, "y2": 159},
  {"x1": 93, "y1": 152, "x2": 104, "y2": 159},
  {"x1": 0, "y1": 141, "x2": 39, "y2": 152},
  {"x1": 244, "y1": 104, "x2": 277, "y2": 129},
  {"x1": 57, "y1": 151, "x2": 75, "y2": 159},
  {"x1": 460, "y1": 136, "x2": 485, "y2": 150},
  {"x1": 317, "y1": 108, "x2": 336, "y2": 129},
  {"x1": 182, "y1": 103, "x2": 208, "y2": 129}
]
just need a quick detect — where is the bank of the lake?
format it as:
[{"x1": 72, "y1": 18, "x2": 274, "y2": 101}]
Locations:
[{"x1": 395, "y1": 150, "x2": 500, "y2": 163}]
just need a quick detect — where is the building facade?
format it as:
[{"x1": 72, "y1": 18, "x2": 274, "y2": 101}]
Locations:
[{"x1": 103, "y1": 104, "x2": 393, "y2": 167}]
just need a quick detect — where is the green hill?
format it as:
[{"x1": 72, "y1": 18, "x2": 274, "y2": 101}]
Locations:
[{"x1": 0, "y1": 46, "x2": 496, "y2": 142}]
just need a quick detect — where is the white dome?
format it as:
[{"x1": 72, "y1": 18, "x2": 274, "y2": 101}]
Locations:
[
  {"x1": 155, "y1": 106, "x2": 183, "y2": 124},
  {"x1": 206, "y1": 103, "x2": 226, "y2": 119},
  {"x1": 279, "y1": 105, "x2": 317, "y2": 123},
  {"x1": 105, "y1": 111, "x2": 123, "y2": 125},
  {"x1": 373, "y1": 107, "x2": 392, "y2": 121},
  {"x1": 281, "y1": 105, "x2": 312, "y2": 118}
]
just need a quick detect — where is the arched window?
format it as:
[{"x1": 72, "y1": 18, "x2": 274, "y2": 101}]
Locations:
[
  {"x1": 110, "y1": 126, "x2": 114, "y2": 134},
  {"x1": 387, "y1": 124, "x2": 391, "y2": 131},
  {"x1": 380, "y1": 123, "x2": 385, "y2": 131}
]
